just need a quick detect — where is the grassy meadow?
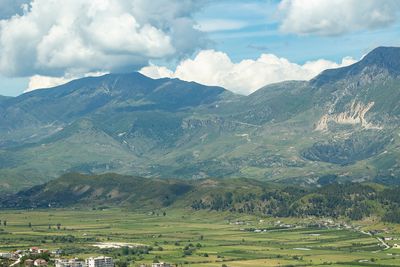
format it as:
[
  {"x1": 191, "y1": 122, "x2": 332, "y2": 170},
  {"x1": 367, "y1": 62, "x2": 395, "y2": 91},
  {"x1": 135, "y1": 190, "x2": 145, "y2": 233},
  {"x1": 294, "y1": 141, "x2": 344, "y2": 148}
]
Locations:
[{"x1": 0, "y1": 208, "x2": 400, "y2": 266}]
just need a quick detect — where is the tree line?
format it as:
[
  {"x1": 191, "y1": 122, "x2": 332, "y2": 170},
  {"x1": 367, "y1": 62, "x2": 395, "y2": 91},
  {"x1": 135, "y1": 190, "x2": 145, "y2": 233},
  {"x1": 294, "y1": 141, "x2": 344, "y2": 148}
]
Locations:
[{"x1": 192, "y1": 183, "x2": 400, "y2": 223}]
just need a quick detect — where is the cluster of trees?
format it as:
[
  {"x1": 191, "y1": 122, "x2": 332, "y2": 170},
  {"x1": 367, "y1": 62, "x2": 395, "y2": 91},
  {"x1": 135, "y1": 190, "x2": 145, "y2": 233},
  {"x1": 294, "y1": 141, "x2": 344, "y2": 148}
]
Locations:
[
  {"x1": 120, "y1": 246, "x2": 151, "y2": 256},
  {"x1": 380, "y1": 187, "x2": 400, "y2": 223},
  {"x1": 182, "y1": 243, "x2": 202, "y2": 256},
  {"x1": 193, "y1": 186, "x2": 308, "y2": 217},
  {"x1": 192, "y1": 183, "x2": 400, "y2": 222},
  {"x1": 0, "y1": 259, "x2": 12, "y2": 267},
  {"x1": 0, "y1": 221, "x2": 67, "y2": 229}
]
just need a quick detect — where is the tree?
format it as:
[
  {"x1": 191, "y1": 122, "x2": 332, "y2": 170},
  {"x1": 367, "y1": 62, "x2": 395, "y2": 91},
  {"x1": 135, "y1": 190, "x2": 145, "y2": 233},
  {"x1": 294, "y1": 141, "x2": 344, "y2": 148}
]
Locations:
[
  {"x1": 3, "y1": 220, "x2": 6, "y2": 226},
  {"x1": 122, "y1": 246, "x2": 129, "y2": 255},
  {"x1": 56, "y1": 223, "x2": 61, "y2": 230},
  {"x1": 116, "y1": 261, "x2": 128, "y2": 267},
  {"x1": 28, "y1": 222, "x2": 32, "y2": 228}
]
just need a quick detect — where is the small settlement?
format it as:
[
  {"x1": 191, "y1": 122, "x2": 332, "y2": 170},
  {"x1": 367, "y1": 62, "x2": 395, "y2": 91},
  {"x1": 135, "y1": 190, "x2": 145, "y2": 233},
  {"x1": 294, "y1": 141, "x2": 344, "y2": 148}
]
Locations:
[
  {"x1": 0, "y1": 247, "x2": 115, "y2": 267},
  {"x1": 0, "y1": 246, "x2": 176, "y2": 267}
]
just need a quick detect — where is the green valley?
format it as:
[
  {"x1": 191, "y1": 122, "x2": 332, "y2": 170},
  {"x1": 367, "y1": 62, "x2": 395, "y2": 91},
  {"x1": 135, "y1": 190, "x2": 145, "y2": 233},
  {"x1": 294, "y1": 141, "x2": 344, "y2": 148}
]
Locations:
[{"x1": 1, "y1": 208, "x2": 400, "y2": 267}]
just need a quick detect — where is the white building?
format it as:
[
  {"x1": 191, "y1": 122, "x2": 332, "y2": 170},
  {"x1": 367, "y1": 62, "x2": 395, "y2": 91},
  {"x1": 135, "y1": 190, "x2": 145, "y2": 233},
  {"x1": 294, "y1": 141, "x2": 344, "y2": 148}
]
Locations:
[
  {"x1": 86, "y1": 256, "x2": 114, "y2": 267},
  {"x1": 55, "y1": 258, "x2": 86, "y2": 267},
  {"x1": 152, "y1": 263, "x2": 171, "y2": 267},
  {"x1": 0, "y1": 252, "x2": 13, "y2": 259}
]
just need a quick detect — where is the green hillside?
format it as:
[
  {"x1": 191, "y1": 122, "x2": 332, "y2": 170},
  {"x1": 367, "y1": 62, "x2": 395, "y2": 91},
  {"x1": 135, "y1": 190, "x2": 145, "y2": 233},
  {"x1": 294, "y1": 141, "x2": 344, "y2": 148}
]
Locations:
[
  {"x1": 2, "y1": 173, "x2": 400, "y2": 224},
  {"x1": 1, "y1": 47, "x2": 400, "y2": 191}
]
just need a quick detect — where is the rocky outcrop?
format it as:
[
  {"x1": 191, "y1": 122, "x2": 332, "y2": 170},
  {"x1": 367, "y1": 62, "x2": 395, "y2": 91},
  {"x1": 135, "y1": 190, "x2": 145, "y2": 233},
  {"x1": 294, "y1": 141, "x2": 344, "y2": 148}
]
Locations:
[{"x1": 315, "y1": 101, "x2": 381, "y2": 131}]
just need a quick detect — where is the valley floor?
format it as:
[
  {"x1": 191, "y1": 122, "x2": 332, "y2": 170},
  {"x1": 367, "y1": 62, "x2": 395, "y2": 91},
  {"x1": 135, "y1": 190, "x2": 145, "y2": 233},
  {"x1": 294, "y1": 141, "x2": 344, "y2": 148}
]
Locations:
[{"x1": 0, "y1": 209, "x2": 400, "y2": 266}]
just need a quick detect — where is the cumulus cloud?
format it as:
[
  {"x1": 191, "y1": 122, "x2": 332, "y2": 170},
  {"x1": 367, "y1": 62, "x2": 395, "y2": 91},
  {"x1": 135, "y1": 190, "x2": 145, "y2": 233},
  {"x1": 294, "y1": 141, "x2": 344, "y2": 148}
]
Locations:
[
  {"x1": 140, "y1": 50, "x2": 357, "y2": 95},
  {"x1": 26, "y1": 76, "x2": 72, "y2": 93},
  {"x1": 0, "y1": 0, "x2": 206, "y2": 77},
  {"x1": 278, "y1": 0, "x2": 400, "y2": 36},
  {"x1": 25, "y1": 71, "x2": 108, "y2": 93}
]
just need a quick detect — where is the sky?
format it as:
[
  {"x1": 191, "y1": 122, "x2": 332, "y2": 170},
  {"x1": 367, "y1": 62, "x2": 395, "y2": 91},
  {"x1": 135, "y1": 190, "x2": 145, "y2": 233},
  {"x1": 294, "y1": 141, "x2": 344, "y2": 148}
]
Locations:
[{"x1": 0, "y1": 0, "x2": 399, "y2": 96}]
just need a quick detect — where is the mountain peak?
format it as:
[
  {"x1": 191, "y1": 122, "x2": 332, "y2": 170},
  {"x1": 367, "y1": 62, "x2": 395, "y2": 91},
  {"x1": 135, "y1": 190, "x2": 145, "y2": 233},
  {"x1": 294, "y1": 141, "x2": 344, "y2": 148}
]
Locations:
[
  {"x1": 311, "y1": 46, "x2": 400, "y2": 86},
  {"x1": 361, "y1": 46, "x2": 400, "y2": 71}
]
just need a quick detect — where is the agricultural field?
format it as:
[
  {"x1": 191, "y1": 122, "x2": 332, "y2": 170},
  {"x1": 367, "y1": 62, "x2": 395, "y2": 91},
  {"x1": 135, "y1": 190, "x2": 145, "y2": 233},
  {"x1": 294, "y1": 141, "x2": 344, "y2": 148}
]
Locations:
[{"x1": 0, "y1": 208, "x2": 400, "y2": 266}]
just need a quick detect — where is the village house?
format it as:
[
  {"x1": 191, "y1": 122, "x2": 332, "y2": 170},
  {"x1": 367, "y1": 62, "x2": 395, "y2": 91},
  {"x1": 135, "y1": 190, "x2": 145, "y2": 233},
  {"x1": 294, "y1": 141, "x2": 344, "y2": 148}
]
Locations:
[
  {"x1": 25, "y1": 259, "x2": 34, "y2": 267},
  {"x1": 152, "y1": 262, "x2": 171, "y2": 267},
  {"x1": 30, "y1": 247, "x2": 40, "y2": 253},
  {"x1": 55, "y1": 258, "x2": 86, "y2": 267},
  {"x1": 52, "y1": 249, "x2": 64, "y2": 257},
  {"x1": 34, "y1": 258, "x2": 48, "y2": 266}
]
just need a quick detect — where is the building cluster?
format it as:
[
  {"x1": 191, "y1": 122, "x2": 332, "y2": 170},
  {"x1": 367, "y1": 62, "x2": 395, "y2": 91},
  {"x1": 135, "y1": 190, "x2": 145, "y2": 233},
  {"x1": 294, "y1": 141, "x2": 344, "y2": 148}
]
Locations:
[
  {"x1": 55, "y1": 258, "x2": 85, "y2": 267},
  {"x1": 0, "y1": 246, "x2": 115, "y2": 267},
  {"x1": 139, "y1": 263, "x2": 172, "y2": 267},
  {"x1": 56, "y1": 256, "x2": 113, "y2": 267},
  {"x1": 0, "y1": 246, "x2": 179, "y2": 267},
  {"x1": 24, "y1": 258, "x2": 48, "y2": 266},
  {"x1": 0, "y1": 246, "x2": 58, "y2": 266}
]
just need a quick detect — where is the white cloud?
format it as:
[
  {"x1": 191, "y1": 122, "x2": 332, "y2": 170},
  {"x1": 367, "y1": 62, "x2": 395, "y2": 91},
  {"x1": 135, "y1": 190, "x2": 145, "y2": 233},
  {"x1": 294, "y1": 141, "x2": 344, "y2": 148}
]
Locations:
[
  {"x1": 278, "y1": 0, "x2": 400, "y2": 36},
  {"x1": 140, "y1": 50, "x2": 357, "y2": 95},
  {"x1": 0, "y1": 0, "x2": 206, "y2": 77},
  {"x1": 195, "y1": 19, "x2": 248, "y2": 32},
  {"x1": 26, "y1": 76, "x2": 71, "y2": 93},
  {"x1": 140, "y1": 65, "x2": 173, "y2": 79},
  {"x1": 25, "y1": 72, "x2": 108, "y2": 93}
]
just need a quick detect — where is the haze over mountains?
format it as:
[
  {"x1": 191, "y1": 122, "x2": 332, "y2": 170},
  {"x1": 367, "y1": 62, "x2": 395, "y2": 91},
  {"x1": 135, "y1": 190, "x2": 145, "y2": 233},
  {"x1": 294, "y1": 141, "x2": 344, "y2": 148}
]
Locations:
[{"x1": 0, "y1": 46, "x2": 400, "y2": 192}]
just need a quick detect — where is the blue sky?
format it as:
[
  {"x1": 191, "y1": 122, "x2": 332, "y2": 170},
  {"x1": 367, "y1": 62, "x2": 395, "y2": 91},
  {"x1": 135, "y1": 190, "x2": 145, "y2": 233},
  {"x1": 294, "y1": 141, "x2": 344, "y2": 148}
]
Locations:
[
  {"x1": 0, "y1": 0, "x2": 399, "y2": 96},
  {"x1": 195, "y1": 0, "x2": 400, "y2": 62}
]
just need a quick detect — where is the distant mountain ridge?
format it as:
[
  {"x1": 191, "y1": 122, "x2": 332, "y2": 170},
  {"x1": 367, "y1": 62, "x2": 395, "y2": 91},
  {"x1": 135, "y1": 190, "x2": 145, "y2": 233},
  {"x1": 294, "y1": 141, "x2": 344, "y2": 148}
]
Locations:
[
  {"x1": 0, "y1": 72, "x2": 232, "y2": 131},
  {"x1": 1, "y1": 46, "x2": 400, "y2": 192}
]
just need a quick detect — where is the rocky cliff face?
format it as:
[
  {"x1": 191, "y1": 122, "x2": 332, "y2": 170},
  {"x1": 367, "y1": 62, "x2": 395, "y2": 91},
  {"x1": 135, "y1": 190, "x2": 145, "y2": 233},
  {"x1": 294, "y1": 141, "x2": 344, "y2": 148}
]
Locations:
[{"x1": 315, "y1": 101, "x2": 381, "y2": 131}]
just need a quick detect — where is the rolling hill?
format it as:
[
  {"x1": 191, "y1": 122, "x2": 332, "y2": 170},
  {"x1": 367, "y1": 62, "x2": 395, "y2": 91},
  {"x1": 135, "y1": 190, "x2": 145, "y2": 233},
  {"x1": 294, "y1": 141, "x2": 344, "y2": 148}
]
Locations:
[
  {"x1": 2, "y1": 172, "x2": 400, "y2": 223},
  {"x1": 1, "y1": 46, "x2": 400, "y2": 191}
]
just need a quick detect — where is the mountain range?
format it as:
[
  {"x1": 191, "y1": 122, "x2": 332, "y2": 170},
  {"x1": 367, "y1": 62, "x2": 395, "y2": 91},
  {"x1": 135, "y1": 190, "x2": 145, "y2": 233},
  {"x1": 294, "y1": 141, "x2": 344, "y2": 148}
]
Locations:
[{"x1": 1, "y1": 46, "x2": 400, "y2": 192}]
